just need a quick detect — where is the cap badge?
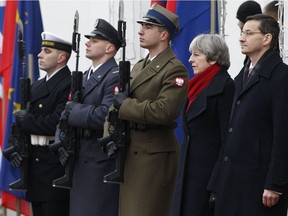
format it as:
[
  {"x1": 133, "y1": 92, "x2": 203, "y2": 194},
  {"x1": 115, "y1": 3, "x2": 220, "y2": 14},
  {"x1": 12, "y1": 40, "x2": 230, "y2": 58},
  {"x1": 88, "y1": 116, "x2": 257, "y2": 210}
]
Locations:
[
  {"x1": 94, "y1": 19, "x2": 99, "y2": 28},
  {"x1": 175, "y1": 77, "x2": 184, "y2": 87},
  {"x1": 151, "y1": 3, "x2": 156, "y2": 9}
]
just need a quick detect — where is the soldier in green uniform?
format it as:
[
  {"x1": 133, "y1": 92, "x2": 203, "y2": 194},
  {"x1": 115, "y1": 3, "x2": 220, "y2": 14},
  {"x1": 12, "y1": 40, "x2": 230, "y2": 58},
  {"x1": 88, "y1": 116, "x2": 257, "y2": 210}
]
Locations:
[{"x1": 110, "y1": 3, "x2": 188, "y2": 216}]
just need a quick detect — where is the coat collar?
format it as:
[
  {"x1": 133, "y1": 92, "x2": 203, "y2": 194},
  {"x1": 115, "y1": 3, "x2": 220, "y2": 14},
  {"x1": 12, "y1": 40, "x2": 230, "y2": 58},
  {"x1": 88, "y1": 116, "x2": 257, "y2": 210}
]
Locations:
[
  {"x1": 185, "y1": 68, "x2": 231, "y2": 122},
  {"x1": 31, "y1": 66, "x2": 71, "y2": 102},
  {"x1": 82, "y1": 57, "x2": 118, "y2": 99},
  {"x1": 131, "y1": 47, "x2": 176, "y2": 92},
  {"x1": 235, "y1": 50, "x2": 282, "y2": 99}
]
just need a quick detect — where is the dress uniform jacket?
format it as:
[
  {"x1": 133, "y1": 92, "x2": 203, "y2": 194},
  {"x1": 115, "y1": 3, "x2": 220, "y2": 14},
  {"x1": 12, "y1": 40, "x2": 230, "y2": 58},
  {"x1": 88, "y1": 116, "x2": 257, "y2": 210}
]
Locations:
[
  {"x1": 209, "y1": 50, "x2": 288, "y2": 216},
  {"x1": 68, "y1": 57, "x2": 119, "y2": 216},
  {"x1": 22, "y1": 65, "x2": 71, "y2": 202},
  {"x1": 117, "y1": 48, "x2": 188, "y2": 216},
  {"x1": 172, "y1": 68, "x2": 235, "y2": 216}
]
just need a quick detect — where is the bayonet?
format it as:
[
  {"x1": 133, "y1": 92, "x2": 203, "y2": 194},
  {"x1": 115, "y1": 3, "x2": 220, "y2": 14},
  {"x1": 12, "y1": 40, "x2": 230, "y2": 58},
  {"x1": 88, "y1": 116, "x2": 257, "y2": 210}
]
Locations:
[
  {"x1": 119, "y1": 0, "x2": 124, "y2": 21},
  {"x1": 73, "y1": 10, "x2": 79, "y2": 34},
  {"x1": 72, "y1": 10, "x2": 80, "y2": 71}
]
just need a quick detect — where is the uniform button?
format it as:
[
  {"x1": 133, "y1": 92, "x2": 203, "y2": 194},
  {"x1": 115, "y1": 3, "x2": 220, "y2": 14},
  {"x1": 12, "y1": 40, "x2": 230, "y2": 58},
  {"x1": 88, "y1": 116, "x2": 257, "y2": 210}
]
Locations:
[
  {"x1": 39, "y1": 104, "x2": 43, "y2": 108},
  {"x1": 228, "y1": 128, "x2": 233, "y2": 133},
  {"x1": 224, "y1": 156, "x2": 229, "y2": 162},
  {"x1": 236, "y1": 100, "x2": 241, "y2": 105},
  {"x1": 35, "y1": 158, "x2": 39, "y2": 162},
  {"x1": 133, "y1": 151, "x2": 138, "y2": 155}
]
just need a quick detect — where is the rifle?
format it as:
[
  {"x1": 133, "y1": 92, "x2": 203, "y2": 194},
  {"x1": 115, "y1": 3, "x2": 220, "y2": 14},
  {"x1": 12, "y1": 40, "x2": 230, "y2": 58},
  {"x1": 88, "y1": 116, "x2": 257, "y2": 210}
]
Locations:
[
  {"x1": 99, "y1": 0, "x2": 131, "y2": 184},
  {"x1": 2, "y1": 19, "x2": 31, "y2": 191},
  {"x1": 49, "y1": 10, "x2": 82, "y2": 189}
]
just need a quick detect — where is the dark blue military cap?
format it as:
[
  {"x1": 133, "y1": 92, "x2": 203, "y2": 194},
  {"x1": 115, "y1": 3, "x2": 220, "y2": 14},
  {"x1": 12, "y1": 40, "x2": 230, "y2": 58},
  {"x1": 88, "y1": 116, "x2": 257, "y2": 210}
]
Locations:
[
  {"x1": 137, "y1": 3, "x2": 179, "y2": 36},
  {"x1": 85, "y1": 18, "x2": 122, "y2": 50}
]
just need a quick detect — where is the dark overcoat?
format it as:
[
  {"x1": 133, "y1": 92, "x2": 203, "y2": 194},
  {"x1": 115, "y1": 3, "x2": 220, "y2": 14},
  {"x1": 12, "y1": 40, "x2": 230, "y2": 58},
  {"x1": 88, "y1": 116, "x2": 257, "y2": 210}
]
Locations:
[
  {"x1": 117, "y1": 48, "x2": 189, "y2": 216},
  {"x1": 209, "y1": 51, "x2": 288, "y2": 216},
  {"x1": 68, "y1": 57, "x2": 119, "y2": 216},
  {"x1": 22, "y1": 66, "x2": 71, "y2": 202},
  {"x1": 172, "y1": 68, "x2": 235, "y2": 216}
]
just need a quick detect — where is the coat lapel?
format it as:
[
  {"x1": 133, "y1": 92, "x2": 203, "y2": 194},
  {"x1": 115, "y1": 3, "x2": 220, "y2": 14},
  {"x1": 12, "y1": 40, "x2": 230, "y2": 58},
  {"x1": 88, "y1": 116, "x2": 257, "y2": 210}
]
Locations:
[
  {"x1": 31, "y1": 78, "x2": 49, "y2": 103},
  {"x1": 186, "y1": 68, "x2": 230, "y2": 122},
  {"x1": 130, "y1": 48, "x2": 176, "y2": 92},
  {"x1": 82, "y1": 67, "x2": 91, "y2": 86},
  {"x1": 31, "y1": 66, "x2": 70, "y2": 102},
  {"x1": 82, "y1": 58, "x2": 118, "y2": 99},
  {"x1": 235, "y1": 51, "x2": 282, "y2": 100}
]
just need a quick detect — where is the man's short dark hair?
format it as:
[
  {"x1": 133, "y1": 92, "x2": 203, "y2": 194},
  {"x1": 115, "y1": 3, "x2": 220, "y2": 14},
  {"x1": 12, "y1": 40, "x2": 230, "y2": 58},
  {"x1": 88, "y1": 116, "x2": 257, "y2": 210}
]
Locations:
[{"x1": 246, "y1": 14, "x2": 280, "y2": 51}]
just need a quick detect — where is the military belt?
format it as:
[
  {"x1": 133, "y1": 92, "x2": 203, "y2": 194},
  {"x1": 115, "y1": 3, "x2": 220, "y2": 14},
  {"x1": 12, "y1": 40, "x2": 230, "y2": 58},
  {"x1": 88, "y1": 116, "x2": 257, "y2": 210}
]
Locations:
[{"x1": 129, "y1": 122, "x2": 175, "y2": 131}]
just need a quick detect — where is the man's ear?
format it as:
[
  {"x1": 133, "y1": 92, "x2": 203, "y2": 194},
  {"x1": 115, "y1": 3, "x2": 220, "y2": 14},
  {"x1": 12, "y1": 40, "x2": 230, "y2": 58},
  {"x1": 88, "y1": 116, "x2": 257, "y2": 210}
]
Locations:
[
  {"x1": 263, "y1": 33, "x2": 272, "y2": 46},
  {"x1": 57, "y1": 52, "x2": 67, "y2": 64},
  {"x1": 106, "y1": 43, "x2": 116, "y2": 54},
  {"x1": 160, "y1": 30, "x2": 169, "y2": 41}
]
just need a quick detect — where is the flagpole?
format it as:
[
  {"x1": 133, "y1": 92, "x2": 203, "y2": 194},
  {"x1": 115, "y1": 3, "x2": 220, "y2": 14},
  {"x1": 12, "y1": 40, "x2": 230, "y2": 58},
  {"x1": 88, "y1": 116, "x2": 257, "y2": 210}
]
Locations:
[
  {"x1": 16, "y1": 198, "x2": 20, "y2": 216},
  {"x1": 2, "y1": 206, "x2": 7, "y2": 216},
  {"x1": 210, "y1": 0, "x2": 217, "y2": 33}
]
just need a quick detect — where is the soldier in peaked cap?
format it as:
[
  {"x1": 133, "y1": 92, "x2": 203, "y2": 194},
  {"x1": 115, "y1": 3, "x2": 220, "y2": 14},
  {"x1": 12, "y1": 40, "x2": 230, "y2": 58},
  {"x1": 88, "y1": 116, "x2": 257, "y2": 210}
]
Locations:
[
  {"x1": 41, "y1": 31, "x2": 72, "y2": 54},
  {"x1": 61, "y1": 18, "x2": 121, "y2": 216},
  {"x1": 84, "y1": 18, "x2": 121, "y2": 50},
  {"x1": 13, "y1": 31, "x2": 72, "y2": 216},
  {"x1": 137, "y1": 2, "x2": 179, "y2": 37},
  {"x1": 103, "y1": 3, "x2": 188, "y2": 216}
]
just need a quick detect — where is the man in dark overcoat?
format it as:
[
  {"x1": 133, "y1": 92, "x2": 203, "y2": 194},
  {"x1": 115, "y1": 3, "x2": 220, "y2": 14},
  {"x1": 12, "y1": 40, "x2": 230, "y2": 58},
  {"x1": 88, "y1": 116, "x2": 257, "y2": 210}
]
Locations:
[
  {"x1": 208, "y1": 14, "x2": 288, "y2": 216},
  {"x1": 15, "y1": 32, "x2": 72, "y2": 216},
  {"x1": 66, "y1": 19, "x2": 121, "y2": 216}
]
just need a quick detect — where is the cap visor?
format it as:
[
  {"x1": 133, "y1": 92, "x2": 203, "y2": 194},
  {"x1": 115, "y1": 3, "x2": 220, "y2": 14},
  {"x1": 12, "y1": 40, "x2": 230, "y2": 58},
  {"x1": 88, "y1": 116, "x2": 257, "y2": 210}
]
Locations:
[{"x1": 137, "y1": 19, "x2": 164, "y2": 27}]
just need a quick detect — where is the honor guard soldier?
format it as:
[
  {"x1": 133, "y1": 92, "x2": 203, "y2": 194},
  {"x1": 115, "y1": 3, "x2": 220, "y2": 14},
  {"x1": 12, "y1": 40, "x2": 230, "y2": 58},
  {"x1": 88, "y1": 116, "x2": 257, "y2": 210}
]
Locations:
[
  {"x1": 105, "y1": 3, "x2": 189, "y2": 216},
  {"x1": 15, "y1": 32, "x2": 72, "y2": 216},
  {"x1": 64, "y1": 19, "x2": 121, "y2": 216}
]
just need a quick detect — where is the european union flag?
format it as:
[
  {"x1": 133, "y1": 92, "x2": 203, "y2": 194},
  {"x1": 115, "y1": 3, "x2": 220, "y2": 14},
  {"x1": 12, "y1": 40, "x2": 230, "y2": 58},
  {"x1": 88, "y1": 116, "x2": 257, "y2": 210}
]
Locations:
[{"x1": 0, "y1": 0, "x2": 43, "y2": 212}]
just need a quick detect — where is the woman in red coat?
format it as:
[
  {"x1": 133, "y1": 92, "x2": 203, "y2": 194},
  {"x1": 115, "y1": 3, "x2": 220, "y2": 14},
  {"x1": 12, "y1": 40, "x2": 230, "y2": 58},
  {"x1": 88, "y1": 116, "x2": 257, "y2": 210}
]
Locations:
[{"x1": 172, "y1": 34, "x2": 235, "y2": 216}]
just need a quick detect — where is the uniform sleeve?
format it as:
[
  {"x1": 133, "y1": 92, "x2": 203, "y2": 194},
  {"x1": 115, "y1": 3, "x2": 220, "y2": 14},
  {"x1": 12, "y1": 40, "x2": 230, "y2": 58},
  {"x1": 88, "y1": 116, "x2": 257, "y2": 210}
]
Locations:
[{"x1": 265, "y1": 67, "x2": 288, "y2": 193}]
